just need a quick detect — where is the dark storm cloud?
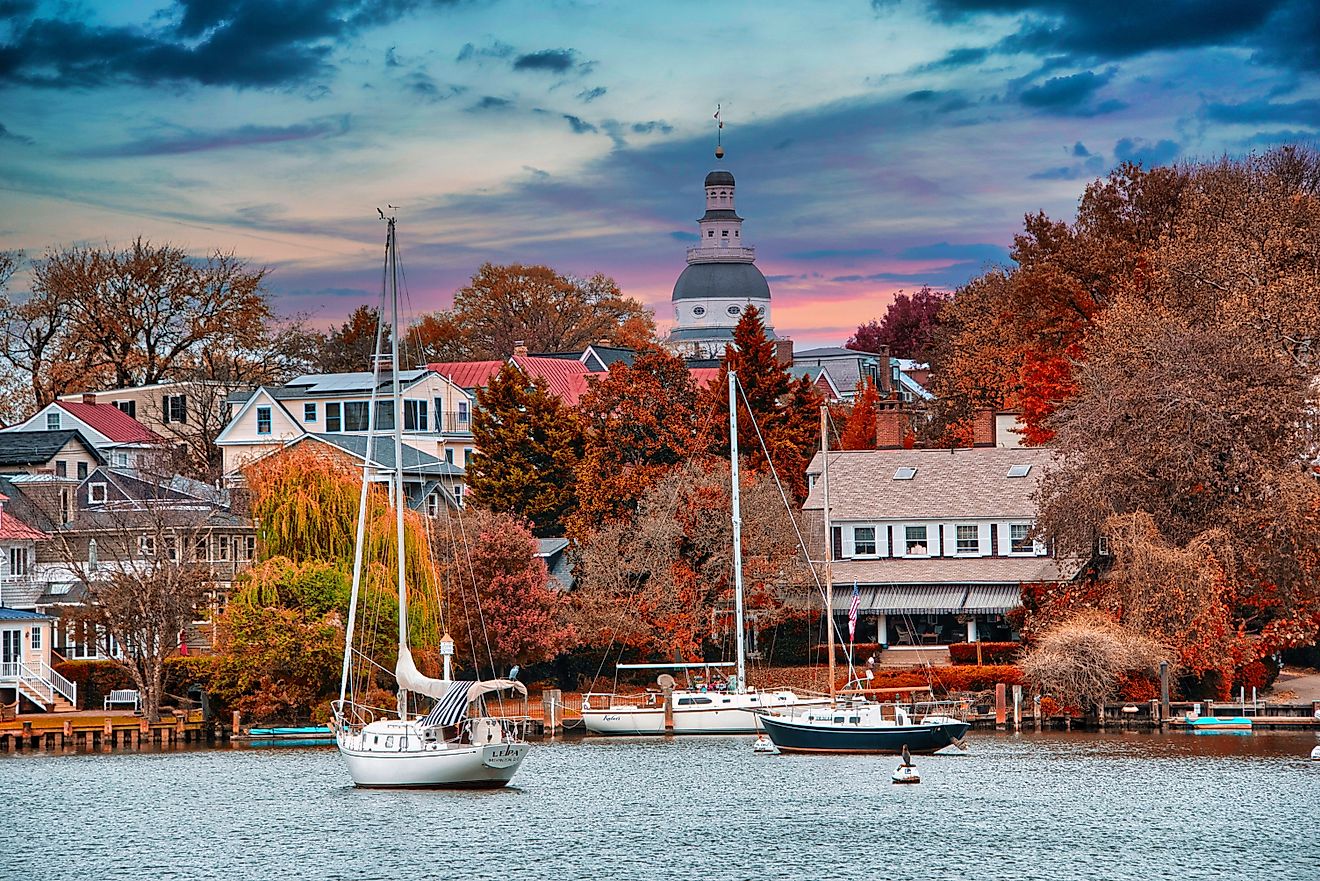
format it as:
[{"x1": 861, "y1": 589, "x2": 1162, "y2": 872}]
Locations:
[
  {"x1": 0, "y1": 121, "x2": 34, "y2": 144},
  {"x1": 563, "y1": 114, "x2": 597, "y2": 134},
  {"x1": 1017, "y1": 69, "x2": 1124, "y2": 116},
  {"x1": 469, "y1": 96, "x2": 513, "y2": 111},
  {"x1": 1113, "y1": 137, "x2": 1180, "y2": 167},
  {"x1": 917, "y1": 1, "x2": 1284, "y2": 62},
  {"x1": 512, "y1": 49, "x2": 578, "y2": 73},
  {"x1": 70, "y1": 115, "x2": 351, "y2": 157},
  {"x1": 0, "y1": 1, "x2": 460, "y2": 89},
  {"x1": 1203, "y1": 98, "x2": 1320, "y2": 126},
  {"x1": 913, "y1": 46, "x2": 990, "y2": 72}
]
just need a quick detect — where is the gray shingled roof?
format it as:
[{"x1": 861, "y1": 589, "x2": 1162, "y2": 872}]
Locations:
[
  {"x1": 311, "y1": 433, "x2": 464, "y2": 476},
  {"x1": 0, "y1": 430, "x2": 105, "y2": 468},
  {"x1": 672, "y1": 261, "x2": 770, "y2": 302},
  {"x1": 804, "y1": 446, "x2": 1055, "y2": 520},
  {"x1": 830, "y1": 556, "x2": 1066, "y2": 587},
  {"x1": 227, "y1": 370, "x2": 432, "y2": 405}
]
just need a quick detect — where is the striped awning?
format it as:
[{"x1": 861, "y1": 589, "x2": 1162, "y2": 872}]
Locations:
[
  {"x1": 963, "y1": 584, "x2": 1023, "y2": 613},
  {"x1": 833, "y1": 585, "x2": 968, "y2": 614},
  {"x1": 829, "y1": 584, "x2": 1023, "y2": 615},
  {"x1": 421, "y1": 680, "x2": 473, "y2": 727}
]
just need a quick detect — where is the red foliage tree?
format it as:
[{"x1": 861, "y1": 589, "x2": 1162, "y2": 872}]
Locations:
[
  {"x1": 839, "y1": 377, "x2": 880, "y2": 450},
  {"x1": 847, "y1": 286, "x2": 950, "y2": 360}
]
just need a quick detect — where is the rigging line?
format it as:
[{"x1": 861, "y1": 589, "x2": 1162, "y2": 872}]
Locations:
[
  {"x1": 452, "y1": 501, "x2": 507, "y2": 711},
  {"x1": 732, "y1": 376, "x2": 857, "y2": 686}
]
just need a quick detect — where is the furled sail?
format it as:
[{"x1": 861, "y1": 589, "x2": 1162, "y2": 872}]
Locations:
[{"x1": 394, "y1": 645, "x2": 451, "y2": 700}]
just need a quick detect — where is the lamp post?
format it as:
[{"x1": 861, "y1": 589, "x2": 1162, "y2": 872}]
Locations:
[{"x1": 440, "y1": 632, "x2": 454, "y2": 682}]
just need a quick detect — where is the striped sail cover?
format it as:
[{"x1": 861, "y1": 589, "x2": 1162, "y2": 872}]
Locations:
[{"x1": 422, "y1": 681, "x2": 472, "y2": 727}]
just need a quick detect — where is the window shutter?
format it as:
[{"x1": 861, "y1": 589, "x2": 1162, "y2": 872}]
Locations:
[
  {"x1": 178, "y1": 395, "x2": 187, "y2": 424},
  {"x1": 831, "y1": 526, "x2": 843, "y2": 561},
  {"x1": 162, "y1": 395, "x2": 171, "y2": 423}
]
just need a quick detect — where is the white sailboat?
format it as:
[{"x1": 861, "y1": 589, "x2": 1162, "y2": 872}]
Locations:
[
  {"x1": 331, "y1": 213, "x2": 529, "y2": 787},
  {"x1": 582, "y1": 371, "x2": 827, "y2": 735}
]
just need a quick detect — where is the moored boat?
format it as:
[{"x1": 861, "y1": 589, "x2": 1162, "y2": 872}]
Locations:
[{"x1": 758, "y1": 702, "x2": 969, "y2": 754}]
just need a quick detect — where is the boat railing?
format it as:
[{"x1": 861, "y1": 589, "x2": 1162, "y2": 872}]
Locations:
[{"x1": 581, "y1": 690, "x2": 665, "y2": 711}]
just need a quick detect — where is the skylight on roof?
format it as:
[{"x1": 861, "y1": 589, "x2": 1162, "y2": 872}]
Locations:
[
  {"x1": 893, "y1": 467, "x2": 917, "y2": 480},
  {"x1": 1007, "y1": 464, "x2": 1033, "y2": 478}
]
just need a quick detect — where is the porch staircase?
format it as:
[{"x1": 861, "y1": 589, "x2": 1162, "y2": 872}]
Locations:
[{"x1": 6, "y1": 662, "x2": 78, "y2": 713}]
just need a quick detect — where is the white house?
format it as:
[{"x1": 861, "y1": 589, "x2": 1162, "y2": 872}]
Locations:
[
  {"x1": 804, "y1": 446, "x2": 1072, "y2": 652},
  {"x1": 216, "y1": 369, "x2": 477, "y2": 483}
]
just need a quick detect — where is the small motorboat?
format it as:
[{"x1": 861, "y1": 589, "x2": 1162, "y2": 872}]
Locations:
[{"x1": 1184, "y1": 714, "x2": 1253, "y2": 731}]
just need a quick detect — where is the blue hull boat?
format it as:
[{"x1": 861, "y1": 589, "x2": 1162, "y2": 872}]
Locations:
[{"x1": 757, "y1": 709, "x2": 969, "y2": 754}]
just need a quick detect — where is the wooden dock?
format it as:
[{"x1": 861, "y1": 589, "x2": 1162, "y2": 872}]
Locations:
[{"x1": 0, "y1": 709, "x2": 222, "y2": 752}]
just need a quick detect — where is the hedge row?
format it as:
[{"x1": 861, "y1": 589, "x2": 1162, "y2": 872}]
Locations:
[{"x1": 948, "y1": 642, "x2": 1023, "y2": 665}]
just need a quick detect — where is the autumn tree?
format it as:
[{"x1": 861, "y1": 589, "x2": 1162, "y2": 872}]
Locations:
[
  {"x1": 1021, "y1": 612, "x2": 1169, "y2": 712},
  {"x1": 568, "y1": 344, "x2": 701, "y2": 539},
  {"x1": 450, "y1": 263, "x2": 654, "y2": 358},
  {"x1": 0, "y1": 238, "x2": 273, "y2": 405},
  {"x1": 314, "y1": 304, "x2": 386, "y2": 374},
  {"x1": 573, "y1": 460, "x2": 814, "y2": 659},
  {"x1": 468, "y1": 363, "x2": 583, "y2": 536},
  {"x1": 847, "y1": 286, "x2": 949, "y2": 360},
  {"x1": 706, "y1": 307, "x2": 820, "y2": 501},
  {"x1": 433, "y1": 508, "x2": 574, "y2": 673},
  {"x1": 839, "y1": 378, "x2": 880, "y2": 450}
]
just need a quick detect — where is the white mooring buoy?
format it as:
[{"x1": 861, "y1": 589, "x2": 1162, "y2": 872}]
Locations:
[{"x1": 752, "y1": 735, "x2": 776, "y2": 754}]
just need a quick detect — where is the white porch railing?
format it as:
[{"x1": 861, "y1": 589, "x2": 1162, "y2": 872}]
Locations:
[{"x1": 0, "y1": 660, "x2": 77, "y2": 709}]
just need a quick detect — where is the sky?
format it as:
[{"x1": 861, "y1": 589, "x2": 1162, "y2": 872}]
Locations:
[{"x1": 1, "y1": 1, "x2": 1318, "y2": 348}]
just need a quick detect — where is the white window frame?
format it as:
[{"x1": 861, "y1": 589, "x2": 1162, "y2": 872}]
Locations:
[
  {"x1": 851, "y1": 526, "x2": 877, "y2": 558},
  {"x1": 8, "y1": 546, "x2": 28, "y2": 577},
  {"x1": 89, "y1": 482, "x2": 107, "y2": 504},
  {"x1": 1007, "y1": 522, "x2": 1034, "y2": 556},
  {"x1": 138, "y1": 535, "x2": 156, "y2": 557},
  {"x1": 46, "y1": 411, "x2": 61, "y2": 430},
  {"x1": 955, "y1": 524, "x2": 979, "y2": 555},
  {"x1": 31, "y1": 625, "x2": 41, "y2": 651},
  {"x1": 903, "y1": 524, "x2": 930, "y2": 558}
]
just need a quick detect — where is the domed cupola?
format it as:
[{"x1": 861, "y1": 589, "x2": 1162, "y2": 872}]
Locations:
[{"x1": 667, "y1": 163, "x2": 775, "y2": 359}]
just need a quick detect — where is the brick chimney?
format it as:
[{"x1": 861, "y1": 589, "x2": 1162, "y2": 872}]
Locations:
[
  {"x1": 513, "y1": 340, "x2": 529, "y2": 358},
  {"x1": 875, "y1": 405, "x2": 909, "y2": 450},
  {"x1": 774, "y1": 338, "x2": 794, "y2": 367},
  {"x1": 972, "y1": 408, "x2": 995, "y2": 447},
  {"x1": 81, "y1": 393, "x2": 96, "y2": 405}
]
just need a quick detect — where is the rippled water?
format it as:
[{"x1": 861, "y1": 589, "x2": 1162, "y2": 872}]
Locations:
[{"x1": 3, "y1": 731, "x2": 1318, "y2": 881}]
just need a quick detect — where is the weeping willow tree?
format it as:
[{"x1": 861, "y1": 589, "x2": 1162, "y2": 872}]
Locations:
[{"x1": 215, "y1": 444, "x2": 446, "y2": 719}]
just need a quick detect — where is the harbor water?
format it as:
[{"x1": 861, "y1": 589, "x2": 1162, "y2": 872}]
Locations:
[{"x1": 3, "y1": 731, "x2": 1317, "y2": 881}]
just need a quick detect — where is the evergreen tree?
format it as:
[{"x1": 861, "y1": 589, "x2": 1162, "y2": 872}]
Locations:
[
  {"x1": 839, "y1": 377, "x2": 880, "y2": 450},
  {"x1": 469, "y1": 362, "x2": 582, "y2": 537}
]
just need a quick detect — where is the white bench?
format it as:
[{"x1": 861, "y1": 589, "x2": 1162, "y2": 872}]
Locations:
[{"x1": 104, "y1": 689, "x2": 140, "y2": 711}]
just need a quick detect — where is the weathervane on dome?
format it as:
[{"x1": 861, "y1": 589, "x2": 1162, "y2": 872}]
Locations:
[{"x1": 714, "y1": 104, "x2": 725, "y2": 160}]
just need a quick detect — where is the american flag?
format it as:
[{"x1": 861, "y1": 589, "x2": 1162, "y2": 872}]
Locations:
[{"x1": 847, "y1": 582, "x2": 860, "y2": 643}]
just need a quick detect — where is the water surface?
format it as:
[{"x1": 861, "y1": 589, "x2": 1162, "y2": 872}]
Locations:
[{"x1": 3, "y1": 731, "x2": 1317, "y2": 881}]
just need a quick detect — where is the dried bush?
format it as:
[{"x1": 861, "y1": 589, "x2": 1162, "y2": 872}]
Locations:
[{"x1": 1021, "y1": 612, "x2": 1170, "y2": 711}]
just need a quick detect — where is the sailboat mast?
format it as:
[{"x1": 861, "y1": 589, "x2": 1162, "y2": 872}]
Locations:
[
  {"x1": 820, "y1": 402, "x2": 837, "y2": 705},
  {"x1": 728, "y1": 371, "x2": 747, "y2": 692},
  {"x1": 388, "y1": 217, "x2": 410, "y2": 721}
]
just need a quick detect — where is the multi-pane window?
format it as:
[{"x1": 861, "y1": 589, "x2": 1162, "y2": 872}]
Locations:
[
  {"x1": 404, "y1": 399, "x2": 429, "y2": 431},
  {"x1": 853, "y1": 527, "x2": 877, "y2": 556},
  {"x1": 256, "y1": 406, "x2": 272, "y2": 435},
  {"x1": 139, "y1": 536, "x2": 156, "y2": 557},
  {"x1": 344, "y1": 402, "x2": 370, "y2": 431},
  {"x1": 164, "y1": 394, "x2": 188, "y2": 424},
  {"x1": 303, "y1": 403, "x2": 317, "y2": 423},
  {"x1": 46, "y1": 411, "x2": 60, "y2": 430},
  {"x1": 956, "y1": 524, "x2": 979, "y2": 554},
  {"x1": 9, "y1": 546, "x2": 28, "y2": 577},
  {"x1": 905, "y1": 525, "x2": 929, "y2": 555},
  {"x1": 454, "y1": 484, "x2": 465, "y2": 508},
  {"x1": 1010, "y1": 523, "x2": 1032, "y2": 553},
  {"x1": 234, "y1": 535, "x2": 255, "y2": 561},
  {"x1": 325, "y1": 403, "x2": 343, "y2": 432},
  {"x1": 457, "y1": 400, "x2": 470, "y2": 424},
  {"x1": 195, "y1": 537, "x2": 209, "y2": 561},
  {"x1": 31, "y1": 626, "x2": 41, "y2": 651},
  {"x1": 213, "y1": 536, "x2": 230, "y2": 561}
]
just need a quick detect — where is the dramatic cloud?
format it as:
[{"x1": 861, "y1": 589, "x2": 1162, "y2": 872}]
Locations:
[
  {"x1": 1113, "y1": 137, "x2": 1180, "y2": 167},
  {"x1": 71, "y1": 116, "x2": 351, "y2": 158},
  {"x1": 513, "y1": 49, "x2": 579, "y2": 73},
  {"x1": 1203, "y1": 98, "x2": 1320, "y2": 126},
  {"x1": 1018, "y1": 69, "x2": 1124, "y2": 115}
]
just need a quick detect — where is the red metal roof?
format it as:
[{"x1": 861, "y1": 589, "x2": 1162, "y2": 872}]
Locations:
[
  {"x1": 0, "y1": 507, "x2": 49, "y2": 541},
  {"x1": 57, "y1": 401, "x2": 164, "y2": 444},
  {"x1": 512, "y1": 355, "x2": 593, "y2": 405},
  {"x1": 688, "y1": 367, "x2": 723, "y2": 389},
  {"x1": 428, "y1": 361, "x2": 506, "y2": 389}
]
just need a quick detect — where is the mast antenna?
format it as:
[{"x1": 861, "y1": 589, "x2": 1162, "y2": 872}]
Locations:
[{"x1": 714, "y1": 104, "x2": 725, "y2": 160}]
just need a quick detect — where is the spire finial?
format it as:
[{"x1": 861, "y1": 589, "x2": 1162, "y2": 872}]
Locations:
[{"x1": 714, "y1": 104, "x2": 725, "y2": 160}]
